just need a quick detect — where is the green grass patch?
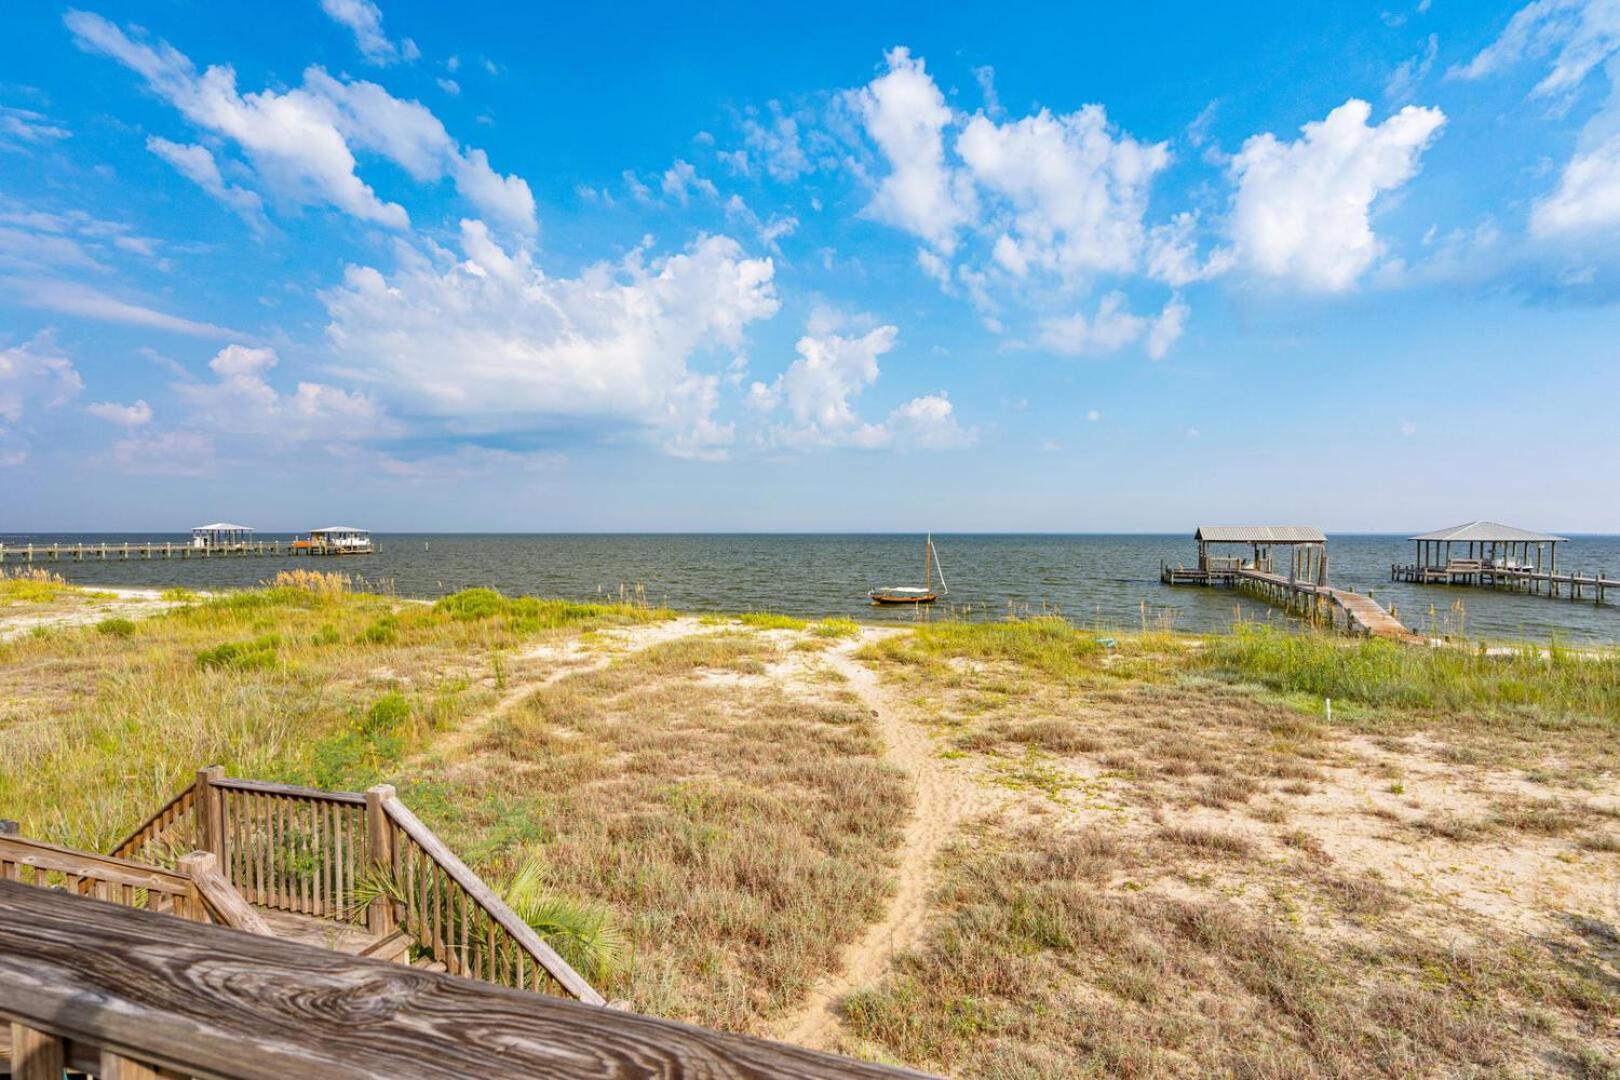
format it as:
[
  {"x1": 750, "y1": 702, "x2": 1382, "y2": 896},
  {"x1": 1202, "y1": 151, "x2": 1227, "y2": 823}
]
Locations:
[
  {"x1": 196, "y1": 634, "x2": 281, "y2": 671},
  {"x1": 812, "y1": 617, "x2": 862, "y2": 639},
  {"x1": 737, "y1": 611, "x2": 809, "y2": 631},
  {"x1": 1198, "y1": 625, "x2": 1620, "y2": 724},
  {"x1": 864, "y1": 616, "x2": 1105, "y2": 680},
  {"x1": 95, "y1": 617, "x2": 136, "y2": 638}
]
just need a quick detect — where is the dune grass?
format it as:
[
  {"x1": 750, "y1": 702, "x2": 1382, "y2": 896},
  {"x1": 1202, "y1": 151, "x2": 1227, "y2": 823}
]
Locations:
[
  {"x1": 843, "y1": 823, "x2": 1615, "y2": 1077},
  {"x1": 1199, "y1": 624, "x2": 1620, "y2": 721},
  {"x1": 0, "y1": 580, "x2": 669, "y2": 849},
  {"x1": 407, "y1": 630, "x2": 910, "y2": 1034}
]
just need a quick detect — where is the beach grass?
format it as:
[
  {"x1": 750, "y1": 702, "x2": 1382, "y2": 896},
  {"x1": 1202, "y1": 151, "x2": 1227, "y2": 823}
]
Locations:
[{"x1": 0, "y1": 580, "x2": 669, "y2": 849}]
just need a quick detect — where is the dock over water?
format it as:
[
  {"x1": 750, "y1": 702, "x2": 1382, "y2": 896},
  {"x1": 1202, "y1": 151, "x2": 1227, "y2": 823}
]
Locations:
[
  {"x1": 0, "y1": 540, "x2": 370, "y2": 562},
  {"x1": 1164, "y1": 526, "x2": 1420, "y2": 643},
  {"x1": 1391, "y1": 521, "x2": 1614, "y2": 606}
]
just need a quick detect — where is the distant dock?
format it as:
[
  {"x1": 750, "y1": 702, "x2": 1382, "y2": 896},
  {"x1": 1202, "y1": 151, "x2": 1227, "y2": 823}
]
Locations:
[
  {"x1": 0, "y1": 540, "x2": 372, "y2": 563},
  {"x1": 1390, "y1": 521, "x2": 1614, "y2": 606},
  {"x1": 1164, "y1": 526, "x2": 1421, "y2": 643}
]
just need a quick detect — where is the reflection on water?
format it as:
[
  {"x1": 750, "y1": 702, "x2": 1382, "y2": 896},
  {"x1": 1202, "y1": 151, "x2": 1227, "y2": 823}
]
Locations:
[{"x1": 7, "y1": 533, "x2": 1618, "y2": 645}]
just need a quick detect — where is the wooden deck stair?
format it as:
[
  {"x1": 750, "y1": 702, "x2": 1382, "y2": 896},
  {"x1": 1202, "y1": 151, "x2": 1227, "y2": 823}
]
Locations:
[{"x1": 7, "y1": 766, "x2": 603, "y2": 1003}]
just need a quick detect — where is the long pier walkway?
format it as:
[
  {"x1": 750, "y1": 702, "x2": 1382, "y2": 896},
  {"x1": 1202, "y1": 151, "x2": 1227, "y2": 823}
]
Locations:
[
  {"x1": 0, "y1": 541, "x2": 368, "y2": 562},
  {"x1": 1234, "y1": 569, "x2": 1422, "y2": 643},
  {"x1": 1163, "y1": 562, "x2": 1421, "y2": 643}
]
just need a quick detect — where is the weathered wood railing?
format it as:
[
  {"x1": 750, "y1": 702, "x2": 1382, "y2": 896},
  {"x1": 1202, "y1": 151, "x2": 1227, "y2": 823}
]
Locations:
[
  {"x1": 0, "y1": 826, "x2": 268, "y2": 937},
  {"x1": 0, "y1": 880, "x2": 924, "y2": 1079},
  {"x1": 374, "y1": 787, "x2": 603, "y2": 1002},
  {"x1": 107, "y1": 766, "x2": 601, "y2": 1002}
]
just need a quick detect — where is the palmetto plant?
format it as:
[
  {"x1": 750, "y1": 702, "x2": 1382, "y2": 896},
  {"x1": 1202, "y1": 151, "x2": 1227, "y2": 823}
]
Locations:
[
  {"x1": 347, "y1": 858, "x2": 625, "y2": 988},
  {"x1": 499, "y1": 858, "x2": 626, "y2": 985}
]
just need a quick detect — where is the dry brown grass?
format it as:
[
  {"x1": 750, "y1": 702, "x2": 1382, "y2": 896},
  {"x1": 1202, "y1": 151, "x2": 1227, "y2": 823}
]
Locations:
[
  {"x1": 842, "y1": 822, "x2": 1615, "y2": 1077},
  {"x1": 403, "y1": 631, "x2": 910, "y2": 1034},
  {"x1": 850, "y1": 621, "x2": 1620, "y2": 1076}
]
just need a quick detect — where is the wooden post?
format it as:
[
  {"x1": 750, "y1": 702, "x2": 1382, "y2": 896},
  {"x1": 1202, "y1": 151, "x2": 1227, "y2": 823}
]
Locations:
[
  {"x1": 8, "y1": 1024, "x2": 64, "y2": 1080},
  {"x1": 99, "y1": 1050, "x2": 162, "y2": 1079},
  {"x1": 194, "y1": 766, "x2": 226, "y2": 862},
  {"x1": 365, "y1": 784, "x2": 396, "y2": 935}
]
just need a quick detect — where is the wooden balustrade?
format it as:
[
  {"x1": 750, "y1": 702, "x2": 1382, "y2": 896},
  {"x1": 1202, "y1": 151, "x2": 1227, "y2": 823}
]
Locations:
[
  {"x1": 212, "y1": 777, "x2": 370, "y2": 920},
  {"x1": 103, "y1": 767, "x2": 604, "y2": 1003},
  {"x1": 0, "y1": 880, "x2": 925, "y2": 1079},
  {"x1": 378, "y1": 789, "x2": 604, "y2": 1003},
  {"x1": 110, "y1": 780, "x2": 198, "y2": 866},
  {"x1": 0, "y1": 833, "x2": 202, "y2": 919}
]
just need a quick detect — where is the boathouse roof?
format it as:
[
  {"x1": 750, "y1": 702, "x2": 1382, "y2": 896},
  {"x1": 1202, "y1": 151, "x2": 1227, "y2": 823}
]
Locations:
[
  {"x1": 312, "y1": 525, "x2": 367, "y2": 533},
  {"x1": 1194, "y1": 526, "x2": 1325, "y2": 544},
  {"x1": 1409, "y1": 521, "x2": 1566, "y2": 543},
  {"x1": 192, "y1": 522, "x2": 253, "y2": 532}
]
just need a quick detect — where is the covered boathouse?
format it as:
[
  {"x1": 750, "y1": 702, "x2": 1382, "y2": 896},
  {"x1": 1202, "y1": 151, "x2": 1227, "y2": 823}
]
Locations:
[
  {"x1": 1397, "y1": 521, "x2": 1567, "y2": 584},
  {"x1": 1164, "y1": 526, "x2": 1328, "y2": 586}
]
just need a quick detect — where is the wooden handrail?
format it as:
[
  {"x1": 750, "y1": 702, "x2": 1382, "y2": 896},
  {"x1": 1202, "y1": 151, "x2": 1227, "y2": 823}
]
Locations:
[
  {"x1": 0, "y1": 835, "x2": 193, "y2": 896},
  {"x1": 380, "y1": 793, "x2": 606, "y2": 1005},
  {"x1": 109, "y1": 780, "x2": 197, "y2": 861},
  {"x1": 213, "y1": 777, "x2": 368, "y2": 806},
  {"x1": 0, "y1": 880, "x2": 927, "y2": 1079},
  {"x1": 177, "y1": 852, "x2": 273, "y2": 936}
]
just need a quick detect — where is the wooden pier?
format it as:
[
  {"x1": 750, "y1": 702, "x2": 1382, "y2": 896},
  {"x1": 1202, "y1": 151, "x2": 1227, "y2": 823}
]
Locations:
[
  {"x1": 1390, "y1": 520, "x2": 1614, "y2": 606},
  {"x1": 1163, "y1": 526, "x2": 1421, "y2": 643},
  {"x1": 0, "y1": 540, "x2": 372, "y2": 563}
]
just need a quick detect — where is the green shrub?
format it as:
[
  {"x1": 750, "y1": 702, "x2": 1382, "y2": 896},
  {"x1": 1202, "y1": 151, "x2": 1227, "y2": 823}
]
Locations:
[
  {"x1": 358, "y1": 615, "x2": 400, "y2": 645},
  {"x1": 96, "y1": 617, "x2": 136, "y2": 638},
  {"x1": 434, "y1": 587, "x2": 507, "y2": 620},
  {"x1": 311, "y1": 624, "x2": 341, "y2": 646},
  {"x1": 160, "y1": 587, "x2": 198, "y2": 602},
  {"x1": 196, "y1": 634, "x2": 280, "y2": 671},
  {"x1": 361, "y1": 691, "x2": 411, "y2": 735}
]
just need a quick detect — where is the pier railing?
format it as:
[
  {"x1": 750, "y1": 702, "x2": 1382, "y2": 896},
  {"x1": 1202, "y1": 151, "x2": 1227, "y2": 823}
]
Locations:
[
  {"x1": 111, "y1": 766, "x2": 600, "y2": 1002},
  {"x1": 0, "y1": 879, "x2": 922, "y2": 1079}
]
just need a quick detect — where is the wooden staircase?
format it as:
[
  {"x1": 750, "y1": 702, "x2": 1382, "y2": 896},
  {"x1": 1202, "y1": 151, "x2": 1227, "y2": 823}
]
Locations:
[{"x1": 4, "y1": 766, "x2": 599, "y2": 1000}]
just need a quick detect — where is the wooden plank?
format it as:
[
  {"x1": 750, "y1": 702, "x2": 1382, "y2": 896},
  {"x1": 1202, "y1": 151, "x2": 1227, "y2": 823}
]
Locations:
[
  {"x1": 100, "y1": 1048, "x2": 163, "y2": 1079},
  {"x1": 0, "y1": 881, "x2": 927, "y2": 1080},
  {"x1": 0, "y1": 837, "x2": 191, "y2": 895},
  {"x1": 9, "y1": 1022, "x2": 64, "y2": 1080}
]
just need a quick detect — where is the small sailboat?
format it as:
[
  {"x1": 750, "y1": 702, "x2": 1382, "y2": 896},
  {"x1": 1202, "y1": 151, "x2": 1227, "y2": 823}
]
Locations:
[{"x1": 869, "y1": 535, "x2": 948, "y2": 605}]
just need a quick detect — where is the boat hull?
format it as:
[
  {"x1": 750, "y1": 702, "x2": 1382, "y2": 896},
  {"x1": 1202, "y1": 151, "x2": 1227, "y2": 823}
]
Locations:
[{"x1": 869, "y1": 592, "x2": 938, "y2": 605}]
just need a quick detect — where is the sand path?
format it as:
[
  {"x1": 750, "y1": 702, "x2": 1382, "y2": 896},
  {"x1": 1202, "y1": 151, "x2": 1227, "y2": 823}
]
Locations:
[
  {"x1": 778, "y1": 629, "x2": 998, "y2": 1050},
  {"x1": 419, "y1": 616, "x2": 709, "y2": 762}
]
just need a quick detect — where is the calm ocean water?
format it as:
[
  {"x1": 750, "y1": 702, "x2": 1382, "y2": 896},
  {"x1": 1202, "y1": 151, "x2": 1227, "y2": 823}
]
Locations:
[{"x1": 7, "y1": 533, "x2": 1619, "y2": 645}]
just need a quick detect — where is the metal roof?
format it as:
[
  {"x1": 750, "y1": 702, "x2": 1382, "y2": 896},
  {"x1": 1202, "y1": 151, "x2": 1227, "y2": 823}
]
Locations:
[
  {"x1": 192, "y1": 522, "x2": 253, "y2": 531},
  {"x1": 1408, "y1": 521, "x2": 1567, "y2": 543},
  {"x1": 1194, "y1": 526, "x2": 1326, "y2": 544},
  {"x1": 311, "y1": 526, "x2": 368, "y2": 533}
]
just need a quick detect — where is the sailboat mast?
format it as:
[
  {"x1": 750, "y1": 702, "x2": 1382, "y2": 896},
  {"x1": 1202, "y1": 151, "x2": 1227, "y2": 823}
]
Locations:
[{"x1": 924, "y1": 534, "x2": 933, "y2": 593}]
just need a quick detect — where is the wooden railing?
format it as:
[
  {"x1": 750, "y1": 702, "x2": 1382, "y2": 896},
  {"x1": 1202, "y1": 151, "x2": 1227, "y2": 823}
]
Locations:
[
  {"x1": 0, "y1": 827, "x2": 268, "y2": 937},
  {"x1": 375, "y1": 788, "x2": 604, "y2": 1003},
  {"x1": 109, "y1": 779, "x2": 198, "y2": 865},
  {"x1": 0, "y1": 880, "x2": 925, "y2": 1079},
  {"x1": 213, "y1": 776, "x2": 370, "y2": 920},
  {"x1": 105, "y1": 767, "x2": 603, "y2": 1003},
  {"x1": 0, "y1": 830, "x2": 201, "y2": 919}
]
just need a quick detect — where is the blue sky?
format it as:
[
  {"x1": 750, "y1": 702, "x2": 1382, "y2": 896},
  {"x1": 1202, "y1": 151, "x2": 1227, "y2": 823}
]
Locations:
[{"x1": 3, "y1": 0, "x2": 1618, "y2": 532}]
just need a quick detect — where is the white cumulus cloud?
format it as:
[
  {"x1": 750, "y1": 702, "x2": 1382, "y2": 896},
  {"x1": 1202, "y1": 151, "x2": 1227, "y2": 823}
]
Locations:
[
  {"x1": 1226, "y1": 98, "x2": 1445, "y2": 290},
  {"x1": 320, "y1": 223, "x2": 779, "y2": 455},
  {"x1": 851, "y1": 47, "x2": 976, "y2": 254},
  {"x1": 86, "y1": 398, "x2": 153, "y2": 426},
  {"x1": 68, "y1": 12, "x2": 533, "y2": 233}
]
